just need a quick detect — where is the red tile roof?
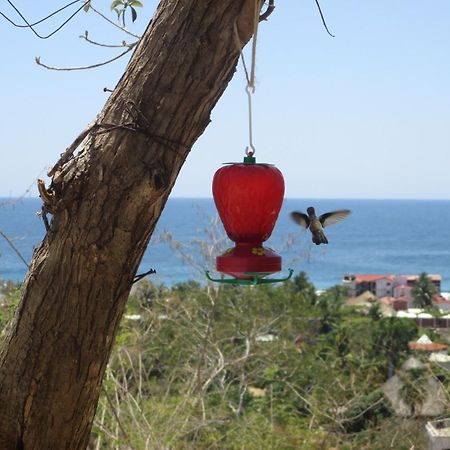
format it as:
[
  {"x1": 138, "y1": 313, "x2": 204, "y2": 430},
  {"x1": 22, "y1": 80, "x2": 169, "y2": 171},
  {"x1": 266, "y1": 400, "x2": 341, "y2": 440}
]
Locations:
[
  {"x1": 405, "y1": 274, "x2": 441, "y2": 281},
  {"x1": 351, "y1": 275, "x2": 394, "y2": 282},
  {"x1": 409, "y1": 342, "x2": 448, "y2": 351}
]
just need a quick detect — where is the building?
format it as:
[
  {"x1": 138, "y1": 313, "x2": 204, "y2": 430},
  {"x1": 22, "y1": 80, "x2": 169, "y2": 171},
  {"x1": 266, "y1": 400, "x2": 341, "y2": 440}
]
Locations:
[
  {"x1": 435, "y1": 296, "x2": 450, "y2": 312},
  {"x1": 343, "y1": 274, "x2": 442, "y2": 298},
  {"x1": 426, "y1": 419, "x2": 450, "y2": 450},
  {"x1": 381, "y1": 357, "x2": 448, "y2": 418},
  {"x1": 345, "y1": 291, "x2": 395, "y2": 316},
  {"x1": 380, "y1": 296, "x2": 409, "y2": 311},
  {"x1": 396, "y1": 310, "x2": 450, "y2": 329}
]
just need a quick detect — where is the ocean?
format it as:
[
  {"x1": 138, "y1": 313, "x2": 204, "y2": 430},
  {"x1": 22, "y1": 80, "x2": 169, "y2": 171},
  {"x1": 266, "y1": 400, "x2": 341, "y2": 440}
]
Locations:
[{"x1": 1, "y1": 197, "x2": 449, "y2": 291}]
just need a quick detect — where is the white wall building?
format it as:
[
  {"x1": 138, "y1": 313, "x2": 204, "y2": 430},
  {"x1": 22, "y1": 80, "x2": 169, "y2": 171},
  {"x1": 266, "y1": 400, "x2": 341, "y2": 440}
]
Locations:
[{"x1": 343, "y1": 274, "x2": 442, "y2": 298}]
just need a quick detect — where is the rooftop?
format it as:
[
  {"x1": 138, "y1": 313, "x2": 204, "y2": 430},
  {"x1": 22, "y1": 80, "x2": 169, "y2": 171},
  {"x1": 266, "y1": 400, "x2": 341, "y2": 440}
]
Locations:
[
  {"x1": 409, "y1": 335, "x2": 448, "y2": 352},
  {"x1": 344, "y1": 274, "x2": 442, "y2": 282},
  {"x1": 344, "y1": 274, "x2": 394, "y2": 282}
]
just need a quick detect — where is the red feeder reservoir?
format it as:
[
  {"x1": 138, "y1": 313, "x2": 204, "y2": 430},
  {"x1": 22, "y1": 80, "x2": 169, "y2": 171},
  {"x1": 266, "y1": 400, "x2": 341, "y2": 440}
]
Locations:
[{"x1": 206, "y1": 154, "x2": 293, "y2": 285}]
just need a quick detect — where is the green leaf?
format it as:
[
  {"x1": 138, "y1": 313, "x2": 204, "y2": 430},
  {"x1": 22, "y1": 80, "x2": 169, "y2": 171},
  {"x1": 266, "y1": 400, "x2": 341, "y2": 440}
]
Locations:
[
  {"x1": 131, "y1": 6, "x2": 137, "y2": 22},
  {"x1": 110, "y1": 0, "x2": 123, "y2": 11},
  {"x1": 83, "y1": 1, "x2": 91, "y2": 12},
  {"x1": 130, "y1": 1, "x2": 143, "y2": 7}
]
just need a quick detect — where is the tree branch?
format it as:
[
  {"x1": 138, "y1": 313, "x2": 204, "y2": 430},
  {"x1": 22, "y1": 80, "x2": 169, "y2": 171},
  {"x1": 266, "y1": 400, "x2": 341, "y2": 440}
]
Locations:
[
  {"x1": 47, "y1": 121, "x2": 97, "y2": 177},
  {"x1": 35, "y1": 45, "x2": 135, "y2": 71},
  {"x1": 102, "y1": 386, "x2": 130, "y2": 443},
  {"x1": 0, "y1": 230, "x2": 29, "y2": 268},
  {"x1": 133, "y1": 268, "x2": 156, "y2": 284},
  {"x1": 88, "y1": 3, "x2": 141, "y2": 38},
  {"x1": 79, "y1": 31, "x2": 138, "y2": 49}
]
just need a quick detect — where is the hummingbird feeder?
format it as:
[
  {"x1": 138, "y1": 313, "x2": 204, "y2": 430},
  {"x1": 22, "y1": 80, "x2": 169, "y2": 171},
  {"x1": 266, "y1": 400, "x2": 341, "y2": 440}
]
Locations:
[
  {"x1": 205, "y1": 153, "x2": 293, "y2": 285},
  {"x1": 205, "y1": 8, "x2": 292, "y2": 285}
]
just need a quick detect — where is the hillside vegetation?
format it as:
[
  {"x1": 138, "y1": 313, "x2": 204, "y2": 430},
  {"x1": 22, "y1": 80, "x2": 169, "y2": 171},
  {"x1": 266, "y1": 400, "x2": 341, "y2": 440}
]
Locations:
[{"x1": 1, "y1": 274, "x2": 448, "y2": 449}]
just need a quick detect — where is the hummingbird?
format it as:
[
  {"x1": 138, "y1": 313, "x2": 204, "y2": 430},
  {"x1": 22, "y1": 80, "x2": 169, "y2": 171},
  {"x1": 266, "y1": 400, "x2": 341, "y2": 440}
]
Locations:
[{"x1": 290, "y1": 207, "x2": 351, "y2": 245}]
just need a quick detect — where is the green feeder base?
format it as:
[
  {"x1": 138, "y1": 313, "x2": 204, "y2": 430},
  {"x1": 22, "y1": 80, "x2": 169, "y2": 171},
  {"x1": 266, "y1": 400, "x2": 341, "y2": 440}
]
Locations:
[{"x1": 205, "y1": 269, "x2": 294, "y2": 286}]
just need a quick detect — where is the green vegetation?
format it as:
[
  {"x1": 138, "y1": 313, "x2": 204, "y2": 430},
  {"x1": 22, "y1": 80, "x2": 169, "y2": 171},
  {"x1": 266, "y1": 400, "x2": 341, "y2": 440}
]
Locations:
[
  {"x1": 399, "y1": 368, "x2": 427, "y2": 418},
  {"x1": 0, "y1": 281, "x2": 20, "y2": 332},
  {"x1": 1, "y1": 273, "x2": 447, "y2": 449}
]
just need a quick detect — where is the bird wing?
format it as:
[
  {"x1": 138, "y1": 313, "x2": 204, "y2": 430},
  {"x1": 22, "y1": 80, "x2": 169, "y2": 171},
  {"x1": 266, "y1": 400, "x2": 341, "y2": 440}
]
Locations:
[
  {"x1": 290, "y1": 211, "x2": 310, "y2": 229},
  {"x1": 319, "y1": 209, "x2": 351, "y2": 227}
]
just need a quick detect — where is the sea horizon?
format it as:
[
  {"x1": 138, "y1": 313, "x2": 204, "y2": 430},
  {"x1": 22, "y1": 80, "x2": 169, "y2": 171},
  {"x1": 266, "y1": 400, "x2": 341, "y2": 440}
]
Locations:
[
  {"x1": 1, "y1": 197, "x2": 450, "y2": 290},
  {"x1": 2, "y1": 196, "x2": 450, "y2": 201}
]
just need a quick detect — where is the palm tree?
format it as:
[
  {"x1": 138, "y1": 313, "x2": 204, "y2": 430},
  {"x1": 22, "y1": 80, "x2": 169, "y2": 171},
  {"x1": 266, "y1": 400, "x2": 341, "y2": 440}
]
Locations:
[{"x1": 412, "y1": 272, "x2": 436, "y2": 309}]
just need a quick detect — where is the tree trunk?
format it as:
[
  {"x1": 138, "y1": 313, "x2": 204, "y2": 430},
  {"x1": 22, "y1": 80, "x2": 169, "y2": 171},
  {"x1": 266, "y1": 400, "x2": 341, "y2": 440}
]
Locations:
[{"x1": 0, "y1": 1, "x2": 261, "y2": 448}]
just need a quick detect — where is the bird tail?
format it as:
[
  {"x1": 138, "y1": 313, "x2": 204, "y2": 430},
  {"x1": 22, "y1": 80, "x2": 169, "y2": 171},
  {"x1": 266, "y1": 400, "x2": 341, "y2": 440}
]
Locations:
[{"x1": 312, "y1": 231, "x2": 328, "y2": 245}]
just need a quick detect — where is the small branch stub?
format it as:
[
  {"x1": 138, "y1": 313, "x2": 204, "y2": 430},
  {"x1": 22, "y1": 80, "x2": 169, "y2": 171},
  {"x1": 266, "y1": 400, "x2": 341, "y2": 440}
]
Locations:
[{"x1": 133, "y1": 268, "x2": 156, "y2": 284}]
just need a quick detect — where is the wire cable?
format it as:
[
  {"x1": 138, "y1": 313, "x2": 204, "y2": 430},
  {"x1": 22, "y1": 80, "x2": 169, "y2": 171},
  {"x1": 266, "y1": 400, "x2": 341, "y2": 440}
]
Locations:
[
  {"x1": 1, "y1": 0, "x2": 89, "y2": 39},
  {"x1": 1, "y1": 0, "x2": 80, "y2": 28}
]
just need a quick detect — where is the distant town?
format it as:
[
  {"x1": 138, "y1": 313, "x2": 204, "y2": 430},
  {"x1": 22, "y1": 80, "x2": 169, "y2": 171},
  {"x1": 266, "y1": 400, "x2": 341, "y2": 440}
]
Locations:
[
  {"x1": 342, "y1": 273, "x2": 450, "y2": 448},
  {"x1": 343, "y1": 273, "x2": 450, "y2": 326}
]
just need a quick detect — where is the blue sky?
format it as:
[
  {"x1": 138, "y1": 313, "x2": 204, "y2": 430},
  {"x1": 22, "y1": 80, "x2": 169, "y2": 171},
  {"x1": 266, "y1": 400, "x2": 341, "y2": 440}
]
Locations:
[{"x1": 1, "y1": 1, "x2": 450, "y2": 199}]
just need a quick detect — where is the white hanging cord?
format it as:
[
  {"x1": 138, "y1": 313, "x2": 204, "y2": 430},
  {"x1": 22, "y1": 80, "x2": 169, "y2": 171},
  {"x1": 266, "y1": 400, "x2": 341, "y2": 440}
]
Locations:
[
  {"x1": 248, "y1": 0, "x2": 260, "y2": 91},
  {"x1": 233, "y1": 0, "x2": 262, "y2": 157},
  {"x1": 233, "y1": 22, "x2": 251, "y2": 86}
]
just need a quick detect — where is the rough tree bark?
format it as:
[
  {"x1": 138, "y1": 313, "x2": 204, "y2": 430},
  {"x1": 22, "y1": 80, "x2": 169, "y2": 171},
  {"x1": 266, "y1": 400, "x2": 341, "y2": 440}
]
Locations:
[{"x1": 0, "y1": 1, "x2": 263, "y2": 448}]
